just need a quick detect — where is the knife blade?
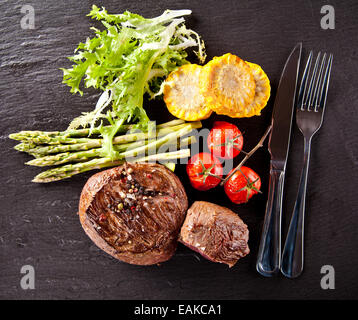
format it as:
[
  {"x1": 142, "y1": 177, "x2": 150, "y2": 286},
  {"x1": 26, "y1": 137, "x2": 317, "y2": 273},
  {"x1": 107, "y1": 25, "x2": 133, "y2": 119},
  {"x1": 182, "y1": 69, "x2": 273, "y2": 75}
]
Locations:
[
  {"x1": 256, "y1": 43, "x2": 302, "y2": 277},
  {"x1": 269, "y1": 43, "x2": 302, "y2": 170}
]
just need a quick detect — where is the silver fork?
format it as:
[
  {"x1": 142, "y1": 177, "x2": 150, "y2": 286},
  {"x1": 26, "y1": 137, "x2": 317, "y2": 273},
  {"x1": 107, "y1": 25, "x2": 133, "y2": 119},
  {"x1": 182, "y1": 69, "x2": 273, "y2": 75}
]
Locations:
[{"x1": 281, "y1": 51, "x2": 333, "y2": 278}]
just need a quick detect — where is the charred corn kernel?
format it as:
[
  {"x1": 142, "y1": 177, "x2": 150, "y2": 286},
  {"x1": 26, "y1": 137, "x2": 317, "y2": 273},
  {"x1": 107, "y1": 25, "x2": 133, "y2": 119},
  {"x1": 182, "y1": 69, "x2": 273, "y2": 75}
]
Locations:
[
  {"x1": 244, "y1": 61, "x2": 271, "y2": 116},
  {"x1": 200, "y1": 53, "x2": 256, "y2": 117},
  {"x1": 163, "y1": 64, "x2": 212, "y2": 121}
]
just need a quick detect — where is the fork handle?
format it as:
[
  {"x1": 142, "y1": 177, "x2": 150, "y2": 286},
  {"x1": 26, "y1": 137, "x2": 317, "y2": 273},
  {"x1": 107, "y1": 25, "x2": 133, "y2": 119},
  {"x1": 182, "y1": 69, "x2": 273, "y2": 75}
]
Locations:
[
  {"x1": 281, "y1": 137, "x2": 312, "y2": 278},
  {"x1": 256, "y1": 164, "x2": 285, "y2": 277}
]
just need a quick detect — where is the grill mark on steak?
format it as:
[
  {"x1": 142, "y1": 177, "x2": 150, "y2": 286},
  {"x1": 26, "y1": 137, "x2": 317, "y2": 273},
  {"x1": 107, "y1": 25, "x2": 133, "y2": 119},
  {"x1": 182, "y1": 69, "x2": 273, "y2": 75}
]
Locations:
[{"x1": 79, "y1": 162, "x2": 188, "y2": 265}]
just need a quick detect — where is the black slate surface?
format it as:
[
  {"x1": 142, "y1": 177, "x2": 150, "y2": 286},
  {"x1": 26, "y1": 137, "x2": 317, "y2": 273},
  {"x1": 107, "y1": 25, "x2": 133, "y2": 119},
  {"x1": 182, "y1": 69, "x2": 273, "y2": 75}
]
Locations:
[{"x1": 0, "y1": 0, "x2": 357, "y2": 300}]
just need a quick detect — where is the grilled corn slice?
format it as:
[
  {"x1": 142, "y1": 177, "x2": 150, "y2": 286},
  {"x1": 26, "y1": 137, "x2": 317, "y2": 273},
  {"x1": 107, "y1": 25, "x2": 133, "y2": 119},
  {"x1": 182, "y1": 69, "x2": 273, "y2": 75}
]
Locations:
[
  {"x1": 201, "y1": 53, "x2": 256, "y2": 117},
  {"x1": 244, "y1": 61, "x2": 271, "y2": 116},
  {"x1": 163, "y1": 64, "x2": 212, "y2": 121}
]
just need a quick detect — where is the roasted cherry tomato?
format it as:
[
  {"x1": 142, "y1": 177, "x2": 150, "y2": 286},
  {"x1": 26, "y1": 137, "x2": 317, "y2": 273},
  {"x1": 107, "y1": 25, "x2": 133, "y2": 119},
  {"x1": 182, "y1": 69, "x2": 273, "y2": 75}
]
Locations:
[
  {"x1": 186, "y1": 152, "x2": 223, "y2": 191},
  {"x1": 224, "y1": 166, "x2": 261, "y2": 204},
  {"x1": 207, "y1": 121, "x2": 244, "y2": 159}
]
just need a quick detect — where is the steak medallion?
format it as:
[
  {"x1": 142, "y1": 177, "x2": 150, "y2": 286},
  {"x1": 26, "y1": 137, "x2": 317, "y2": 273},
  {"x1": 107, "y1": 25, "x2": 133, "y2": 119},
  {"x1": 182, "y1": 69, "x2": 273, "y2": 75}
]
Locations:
[{"x1": 79, "y1": 163, "x2": 188, "y2": 265}]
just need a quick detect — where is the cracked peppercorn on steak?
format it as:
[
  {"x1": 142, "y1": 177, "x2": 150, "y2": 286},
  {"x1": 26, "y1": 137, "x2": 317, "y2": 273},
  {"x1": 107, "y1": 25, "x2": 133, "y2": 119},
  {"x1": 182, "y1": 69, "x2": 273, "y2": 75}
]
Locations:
[{"x1": 79, "y1": 163, "x2": 188, "y2": 265}]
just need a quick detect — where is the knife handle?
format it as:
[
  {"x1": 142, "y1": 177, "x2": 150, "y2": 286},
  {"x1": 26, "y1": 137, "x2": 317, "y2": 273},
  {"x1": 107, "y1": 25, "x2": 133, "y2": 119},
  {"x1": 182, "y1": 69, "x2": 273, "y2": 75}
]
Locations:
[
  {"x1": 281, "y1": 137, "x2": 311, "y2": 278},
  {"x1": 256, "y1": 165, "x2": 285, "y2": 277}
]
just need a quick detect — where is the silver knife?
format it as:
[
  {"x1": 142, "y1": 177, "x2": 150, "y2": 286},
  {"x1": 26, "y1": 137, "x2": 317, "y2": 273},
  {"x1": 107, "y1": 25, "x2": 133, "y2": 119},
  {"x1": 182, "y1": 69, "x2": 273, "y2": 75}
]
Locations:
[{"x1": 256, "y1": 43, "x2": 302, "y2": 277}]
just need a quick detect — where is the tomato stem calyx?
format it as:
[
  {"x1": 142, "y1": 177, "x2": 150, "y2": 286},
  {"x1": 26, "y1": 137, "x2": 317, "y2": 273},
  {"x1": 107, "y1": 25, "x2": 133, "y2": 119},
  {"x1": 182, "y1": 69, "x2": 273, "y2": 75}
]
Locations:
[
  {"x1": 233, "y1": 172, "x2": 262, "y2": 202},
  {"x1": 213, "y1": 134, "x2": 248, "y2": 155},
  {"x1": 197, "y1": 159, "x2": 223, "y2": 183}
]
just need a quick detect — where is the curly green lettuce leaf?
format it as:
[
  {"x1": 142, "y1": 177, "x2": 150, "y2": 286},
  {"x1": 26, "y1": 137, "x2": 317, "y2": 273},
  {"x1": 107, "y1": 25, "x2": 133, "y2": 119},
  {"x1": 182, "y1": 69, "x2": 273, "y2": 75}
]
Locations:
[{"x1": 61, "y1": 5, "x2": 206, "y2": 159}]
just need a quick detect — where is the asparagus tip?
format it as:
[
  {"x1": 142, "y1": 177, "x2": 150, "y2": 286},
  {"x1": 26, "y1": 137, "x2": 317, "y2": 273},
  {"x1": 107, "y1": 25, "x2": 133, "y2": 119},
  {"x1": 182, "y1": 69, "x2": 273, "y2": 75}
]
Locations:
[{"x1": 25, "y1": 160, "x2": 38, "y2": 166}]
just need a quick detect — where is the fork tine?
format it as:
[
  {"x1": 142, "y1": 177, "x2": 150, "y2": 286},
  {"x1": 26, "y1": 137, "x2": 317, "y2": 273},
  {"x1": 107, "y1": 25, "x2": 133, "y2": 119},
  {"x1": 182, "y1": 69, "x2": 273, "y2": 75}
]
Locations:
[
  {"x1": 313, "y1": 53, "x2": 327, "y2": 111},
  {"x1": 297, "y1": 51, "x2": 313, "y2": 110},
  {"x1": 317, "y1": 53, "x2": 333, "y2": 112},
  {"x1": 305, "y1": 52, "x2": 321, "y2": 109}
]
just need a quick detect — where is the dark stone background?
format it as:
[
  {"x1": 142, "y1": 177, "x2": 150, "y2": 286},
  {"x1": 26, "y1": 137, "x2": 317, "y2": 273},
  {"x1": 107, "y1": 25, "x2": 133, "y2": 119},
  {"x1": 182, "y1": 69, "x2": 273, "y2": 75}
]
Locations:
[{"x1": 0, "y1": 0, "x2": 357, "y2": 300}]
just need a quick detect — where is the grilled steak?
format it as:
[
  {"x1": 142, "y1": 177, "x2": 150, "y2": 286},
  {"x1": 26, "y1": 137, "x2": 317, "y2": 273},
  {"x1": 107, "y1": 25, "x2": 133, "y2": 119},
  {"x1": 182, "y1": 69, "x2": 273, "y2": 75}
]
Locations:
[
  {"x1": 179, "y1": 201, "x2": 250, "y2": 267},
  {"x1": 79, "y1": 162, "x2": 188, "y2": 265}
]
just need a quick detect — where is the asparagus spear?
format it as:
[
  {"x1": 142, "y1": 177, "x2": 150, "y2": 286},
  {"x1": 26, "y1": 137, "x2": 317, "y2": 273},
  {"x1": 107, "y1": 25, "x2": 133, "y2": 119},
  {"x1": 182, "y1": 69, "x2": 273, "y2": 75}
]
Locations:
[
  {"x1": 14, "y1": 142, "x2": 38, "y2": 153},
  {"x1": 31, "y1": 126, "x2": 195, "y2": 182},
  {"x1": 26, "y1": 135, "x2": 197, "y2": 167},
  {"x1": 163, "y1": 162, "x2": 176, "y2": 171},
  {"x1": 12, "y1": 135, "x2": 96, "y2": 145},
  {"x1": 9, "y1": 119, "x2": 185, "y2": 143},
  {"x1": 119, "y1": 125, "x2": 189, "y2": 158},
  {"x1": 32, "y1": 149, "x2": 191, "y2": 183},
  {"x1": 15, "y1": 121, "x2": 201, "y2": 156},
  {"x1": 26, "y1": 148, "x2": 103, "y2": 167},
  {"x1": 21, "y1": 139, "x2": 102, "y2": 155}
]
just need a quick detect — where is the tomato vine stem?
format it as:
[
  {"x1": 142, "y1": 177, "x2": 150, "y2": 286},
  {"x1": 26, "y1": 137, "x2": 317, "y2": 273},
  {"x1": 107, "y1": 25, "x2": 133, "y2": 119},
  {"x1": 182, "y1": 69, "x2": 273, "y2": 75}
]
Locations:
[{"x1": 220, "y1": 125, "x2": 272, "y2": 186}]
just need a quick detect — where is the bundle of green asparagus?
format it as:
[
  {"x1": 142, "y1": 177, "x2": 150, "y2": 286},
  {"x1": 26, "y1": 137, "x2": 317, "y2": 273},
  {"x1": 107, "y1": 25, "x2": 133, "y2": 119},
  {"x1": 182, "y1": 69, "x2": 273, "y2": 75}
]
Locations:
[{"x1": 9, "y1": 119, "x2": 200, "y2": 183}]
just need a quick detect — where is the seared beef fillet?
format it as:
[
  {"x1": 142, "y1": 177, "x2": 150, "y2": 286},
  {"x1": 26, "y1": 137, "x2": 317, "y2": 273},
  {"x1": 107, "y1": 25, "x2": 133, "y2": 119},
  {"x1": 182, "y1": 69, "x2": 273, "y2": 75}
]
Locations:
[
  {"x1": 179, "y1": 201, "x2": 249, "y2": 267},
  {"x1": 79, "y1": 163, "x2": 188, "y2": 265}
]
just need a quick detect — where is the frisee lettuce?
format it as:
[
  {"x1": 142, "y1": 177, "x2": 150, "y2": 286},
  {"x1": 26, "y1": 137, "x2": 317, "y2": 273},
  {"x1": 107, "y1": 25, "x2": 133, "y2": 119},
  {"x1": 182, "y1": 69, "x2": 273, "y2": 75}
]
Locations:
[{"x1": 61, "y1": 5, "x2": 206, "y2": 159}]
